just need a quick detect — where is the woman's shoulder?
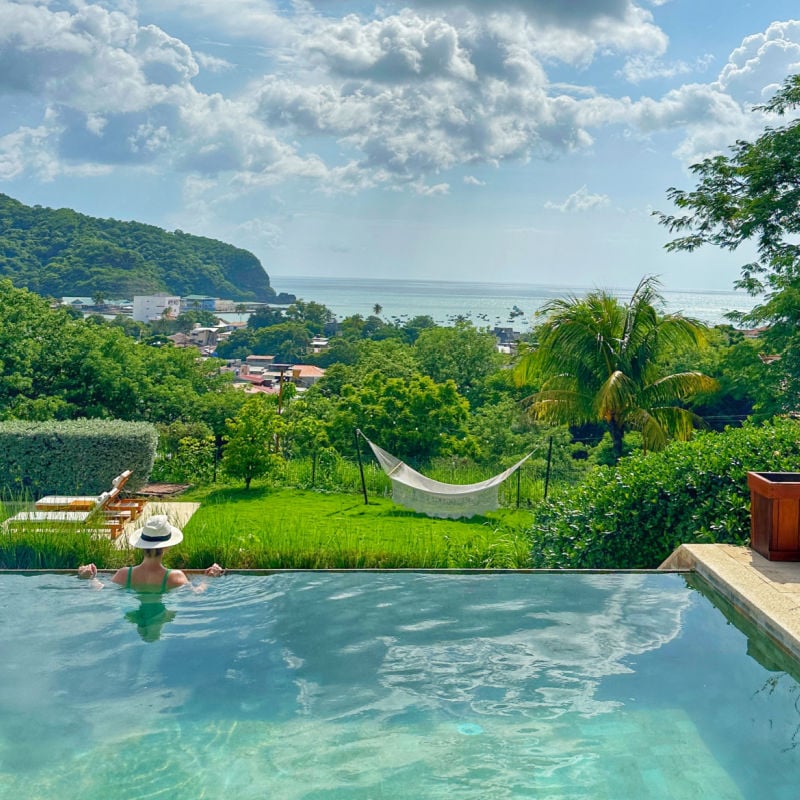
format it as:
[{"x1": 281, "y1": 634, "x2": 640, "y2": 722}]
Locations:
[
  {"x1": 166, "y1": 569, "x2": 189, "y2": 589},
  {"x1": 111, "y1": 566, "x2": 130, "y2": 586}
]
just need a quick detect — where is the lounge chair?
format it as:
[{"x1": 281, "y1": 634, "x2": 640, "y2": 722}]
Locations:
[
  {"x1": 3, "y1": 489, "x2": 132, "y2": 539},
  {"x1": 34, "y1": 471, "x2": 133, "y2": 511},
  {"x1": 2, "y1": 512, "x2": 129, "y2": 540}
]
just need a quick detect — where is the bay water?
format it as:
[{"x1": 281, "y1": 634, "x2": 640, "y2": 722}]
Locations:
[{"x1": 270, "y1": 275, "x2": 755, "y2": 329}]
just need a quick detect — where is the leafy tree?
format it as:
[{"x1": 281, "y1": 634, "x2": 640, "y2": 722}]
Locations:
[
  {"x1": 248, "y1": 306, "x2": 286, "y2": 330},
  {"x1": 0, "y1": 280, "x2": 86, "y2": 418},
  {"x1": 655, "y1": 76, "x2": 800, "y2": 415},
  {"x1": 152, "y1": 420, "x2": 216, "y2": 483},
  {"x1": 0, "y1": 280, "x2": 231, "y2": 424},
  {"x1": 659, "y1": 326, "x2": 777, "y2": 426},
  {"x1": 328, "y1": 373, "x2": 473, "y2": 463},
  {"x1": 173, "y1": 310, "x2": 220, "y2": 331},
  {"x1": 221, "y1": 394, "x2": 283, "y2": 489},
  {"x1": 338, "y1": 314, "x2": 366, "y2": 339},
  {"x1": 284, "y1": 299, "x2": 335, "y2": 333},
  {"x1": 414, "y1": 321, "x2": 503, "y2": 405},
  {"x1": 252, "y1": 322, "x2": 311, "y2": 362},
  {"x1": 515, "y1": 276, "x2": 718, "y2": 461},
  {"x1": 307, "y1": 336, "x2": 359, "y2": 368},
  {"x1": 361, "y1": 314, "x2": 399, "y2": 340},
  {"x1": 215, "y1": 328, "x2": 256, "y2": 360},
  {"x1": 656, "y1": 74, "x2": 800, "y2": 341},
  {"x1": 281, "y1": 407, "x2": 334, "y2": 488},
  {"x1": 109, "y1": 314, "x2": 149, "y2": 339},
  {"x1": 353, "y1": 339, "x2": 419, "y2": 382},
  {"x1": 400, "y1": 314, "x2": 436, "y2": 344}
]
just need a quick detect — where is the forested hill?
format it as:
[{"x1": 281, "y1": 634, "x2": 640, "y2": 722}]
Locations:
[{"x1": 0, "y1": 193, "x2": 278, "y2": 301}]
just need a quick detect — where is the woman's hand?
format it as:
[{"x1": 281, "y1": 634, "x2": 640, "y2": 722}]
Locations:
[
  {"x1": 77, "y1": 563, "x2": 98, "y2": 579},
  {"x1": 204, "y1": 563, "x2": 224, "y2": 577}
]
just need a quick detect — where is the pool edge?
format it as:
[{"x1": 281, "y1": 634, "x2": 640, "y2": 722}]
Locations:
[{"x1": 661, "y1": 544, "x2": 800, "y2": 662}]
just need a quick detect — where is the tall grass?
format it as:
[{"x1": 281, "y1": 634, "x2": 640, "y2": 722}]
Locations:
[
  {"x1": 277, "y1": 456, "x2": 546, "y2": 507},
  {"x1": 169, "y1": 488, "x2": 535, "y2": 570},
  {"x1": 0, "y1": 470, "x2": 539, "y2": 570}
]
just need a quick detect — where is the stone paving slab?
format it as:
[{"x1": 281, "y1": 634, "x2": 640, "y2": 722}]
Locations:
[{"x1": 661, "y1": 543, "x2": 800, "y2": 661}]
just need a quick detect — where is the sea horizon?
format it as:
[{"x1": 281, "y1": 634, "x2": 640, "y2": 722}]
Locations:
[{"x1": 270, "y1": 274, "x2": 757, "y2": 329}]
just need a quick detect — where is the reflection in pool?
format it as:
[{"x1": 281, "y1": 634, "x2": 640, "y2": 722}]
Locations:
[{"x1": 0, "y1": 572, "x2": 798, "y2": 799}]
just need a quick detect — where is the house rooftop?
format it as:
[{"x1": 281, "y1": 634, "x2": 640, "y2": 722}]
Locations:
[{"x1": 292, "y1": 365, "x2": 325, "y2": 377}]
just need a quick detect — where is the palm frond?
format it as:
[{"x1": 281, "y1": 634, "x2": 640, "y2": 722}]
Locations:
[
  {"x1": 642, "y1": 372, "x2": 719, "y2": 405},
  {"x1": 594, "y1": 370, "x2": 637, "y2": 421}
]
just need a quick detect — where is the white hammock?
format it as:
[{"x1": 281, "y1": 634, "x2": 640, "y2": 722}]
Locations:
[{"x1": 361, "y1": 434, "x2": 534, "y2": 519}]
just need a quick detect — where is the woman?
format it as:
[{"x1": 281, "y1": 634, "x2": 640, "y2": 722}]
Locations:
[{"x1": 78, "y1": 514, "x2": 223, "y2": 588}]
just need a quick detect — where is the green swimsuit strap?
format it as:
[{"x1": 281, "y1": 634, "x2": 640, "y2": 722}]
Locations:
[
  {"x1": 126, "y1": 566, "x2": 133, "y2": 589},
  {"x1": 160, "y1": 569, "x2": 171, "y2": 593}
]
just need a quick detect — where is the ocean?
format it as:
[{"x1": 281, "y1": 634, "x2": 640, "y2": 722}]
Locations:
[{"x1": 268, "y1": 275, "x2": 755, "y2": 329}]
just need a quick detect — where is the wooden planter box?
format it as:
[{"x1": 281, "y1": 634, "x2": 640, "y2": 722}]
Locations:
[{"x1": 748, "y1": 471, "x2": 800, "y2": 561}]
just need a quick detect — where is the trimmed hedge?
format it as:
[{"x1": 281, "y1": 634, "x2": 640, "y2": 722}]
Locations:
[
  {"x1": 528, "y1": 417, "x2": 800, "y2": 569},
  {"x1": 0, "y1": 419, "x2": 158, "y2": 496}
]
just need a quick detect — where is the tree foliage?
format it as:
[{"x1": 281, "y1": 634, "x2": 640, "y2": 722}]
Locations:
[
  {"x1": 0, "y1": 279, "x2": 239, "y2": 424},
  {"x1": 529, "y1": 417, "x2": 800, "y2": 569},
  {"x1": 328, "y1": 373, "x2": 472, "y2": 463},
  {"x1": 221, "y1": 395, "x2": 283, "y2": 489},
  {"x1": 515, "y1": 276, "x2": 718, "y2": 461},
  {"x1": 656, "y1": 74, "x2": 800, "y2": 336},
  {"x1": 414, "y1": 321, "x2": 503, "y2": 406},
  {"x1": 0, "y1": 193, "x2": 278, "y2": 301}
]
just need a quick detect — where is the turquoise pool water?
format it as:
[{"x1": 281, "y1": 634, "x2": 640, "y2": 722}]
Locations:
[{"x1": 1, "y1": 572, "x2": 799, "y2": 799}]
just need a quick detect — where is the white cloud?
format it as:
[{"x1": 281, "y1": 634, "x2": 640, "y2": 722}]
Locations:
[
  {"x1": 620, "y1": 53, "x2": 714, "y2": 84},
  {"x1": 375, "y1": 0, "x2": 646, "y2": 31},
  {"x1": 303, "y1": 11, "x2": 477, "y2": 82},
  {"x1": 545, "y1": 185, "x2": 611, "y2": 212},
  {"x1": 1, "y1": 0, "x2": 797, "y2": 204},
  {"x1": 194, "y1": 51, "x2": 234, "y2": 73},
  {"x1": 0, "y1": 125, "x2": 56, "y2": 180},
  {"x1": 716, "y1": 20, "x2": 800, "y2": 102},
  {"x1": 235, "y1": 217, "x2": 285, "y2": 249},
  {"x1": 463, "y1": 175, "x2": 484, "y2": 185},
  {"x1": 409, "y1": 179, "x2": 450, "y2": 196}
]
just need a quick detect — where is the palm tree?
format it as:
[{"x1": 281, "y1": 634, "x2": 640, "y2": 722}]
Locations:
[
  {"x1": 515, "y1": 276, "x2": 718, "y2": 461},
  {"x1": 373, "y1": 303, "x2": 383, "y2": 316}
]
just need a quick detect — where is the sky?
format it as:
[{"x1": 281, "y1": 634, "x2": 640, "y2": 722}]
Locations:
[{"x1": 1, "y1": 1, "x2": 799, "y2": 294}]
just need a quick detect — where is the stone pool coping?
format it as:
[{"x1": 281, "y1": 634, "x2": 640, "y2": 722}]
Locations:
[{"x1": 660, "y1": 544, "x2": 800, "y2": 662}]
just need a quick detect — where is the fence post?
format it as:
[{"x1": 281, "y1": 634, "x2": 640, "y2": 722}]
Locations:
[
  {"x1": 544, "y1": 436, "x2": 553, "y2": 500},
  {"x1": 354, "y1": 429, "x2": 369, "y2": 505}
]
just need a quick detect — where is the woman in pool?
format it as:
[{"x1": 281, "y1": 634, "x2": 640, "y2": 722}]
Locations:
[{"x1": 78, "y1": 514, "x2": 223, "y2": 588}]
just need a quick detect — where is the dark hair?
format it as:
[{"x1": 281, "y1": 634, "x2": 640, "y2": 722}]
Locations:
[{"x1": 143, "y1": 548, "x2": 164, "y2": 558}]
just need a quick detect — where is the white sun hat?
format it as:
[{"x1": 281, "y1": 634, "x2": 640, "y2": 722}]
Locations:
[{"x1": 130, "y1": 515, "x2": 184, "y2": 549}]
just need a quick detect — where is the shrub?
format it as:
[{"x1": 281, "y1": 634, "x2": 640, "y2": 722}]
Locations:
[
  {"x1": 0, "y1": 419, "x2": 158, "y2": 495},
  {"x1": 528, "y1": 417, "x2": 800, "y2": 569}
]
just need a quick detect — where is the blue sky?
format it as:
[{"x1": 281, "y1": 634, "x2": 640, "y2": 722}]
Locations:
[{"x1": 1, "y1": 0, "x2": 799, "y2": 293}]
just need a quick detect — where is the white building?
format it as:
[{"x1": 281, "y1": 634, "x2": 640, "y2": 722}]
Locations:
[{"x1": 132, "y1": 294, "x2": 181, "y2": 322}]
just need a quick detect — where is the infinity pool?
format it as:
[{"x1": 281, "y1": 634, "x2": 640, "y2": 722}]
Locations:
[{"x1": 1, "y1": 572, "x2": 799, "y2": 799}]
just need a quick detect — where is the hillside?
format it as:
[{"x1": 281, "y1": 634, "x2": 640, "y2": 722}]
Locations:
[{"x1": 0, "y1": 193, "x2": 281, "y2": 302}]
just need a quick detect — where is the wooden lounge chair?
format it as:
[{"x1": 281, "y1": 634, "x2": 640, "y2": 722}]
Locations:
[
  {"x1": 3, "y1": 512, "x2": 129, "y2": 540},
  {"x1": 35, "y1": 471, "x2": 133, "y2": 511},
  {"x1": 106, "y1": 495, "x2": 148, "y2": 521},
  {"x1": 3, "y1": 489, "x2": 132, "y2": 539}
]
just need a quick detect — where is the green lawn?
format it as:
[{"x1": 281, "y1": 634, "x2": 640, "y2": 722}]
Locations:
[
  {"x1": 174, "y1": 485, "x2": 536, "y2": 569},
  {"x1": 0, "y1": 486, "x2": 536, "y2": 569}
]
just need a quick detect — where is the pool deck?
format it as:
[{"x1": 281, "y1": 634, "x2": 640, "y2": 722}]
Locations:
[
  {"x1": 661, "y1": 544, "x2": 800, "y2": 662},
  {"x1": 113, "y1": 501, "x2": 200, "y2": 548}
]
